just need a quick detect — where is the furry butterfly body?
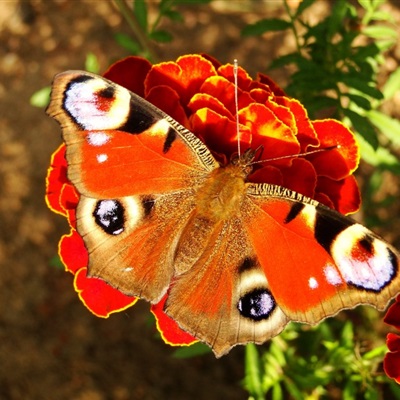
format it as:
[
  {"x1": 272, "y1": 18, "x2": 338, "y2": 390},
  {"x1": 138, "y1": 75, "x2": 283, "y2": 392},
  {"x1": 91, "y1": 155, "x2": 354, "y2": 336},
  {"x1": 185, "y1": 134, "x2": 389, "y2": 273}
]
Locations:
[{"x1": 47, "y1": 70, "x2": 400, "y2": 357}]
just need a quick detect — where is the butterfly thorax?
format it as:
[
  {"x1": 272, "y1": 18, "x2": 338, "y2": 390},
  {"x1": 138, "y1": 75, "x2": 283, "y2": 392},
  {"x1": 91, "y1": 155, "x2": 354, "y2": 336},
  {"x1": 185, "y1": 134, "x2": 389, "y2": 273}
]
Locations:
[{"x1": 195, "y1": 161, "x2": 250, "y2": 222}]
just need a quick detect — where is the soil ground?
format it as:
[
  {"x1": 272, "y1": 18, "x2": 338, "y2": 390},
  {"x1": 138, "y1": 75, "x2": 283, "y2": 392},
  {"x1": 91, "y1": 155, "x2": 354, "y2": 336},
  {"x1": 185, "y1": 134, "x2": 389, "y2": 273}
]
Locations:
[{"x1": 1, "y1": 1, "x2": 400, "y2": 399}]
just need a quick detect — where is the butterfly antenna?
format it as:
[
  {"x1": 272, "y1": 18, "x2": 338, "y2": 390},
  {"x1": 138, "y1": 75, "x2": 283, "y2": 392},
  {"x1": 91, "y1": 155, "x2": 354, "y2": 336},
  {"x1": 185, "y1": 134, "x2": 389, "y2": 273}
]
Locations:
[
  {"x1": 250, "y1": 144, "x2": 341, "y2": 165},
  {"x1": 234, "y1": 59, "x2": 241, "y2": 158}
]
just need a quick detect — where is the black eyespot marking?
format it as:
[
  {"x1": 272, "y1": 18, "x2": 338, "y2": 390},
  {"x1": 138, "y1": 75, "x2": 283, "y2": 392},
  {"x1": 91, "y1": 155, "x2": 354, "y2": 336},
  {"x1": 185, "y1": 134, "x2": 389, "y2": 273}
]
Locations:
[
  {"x1": 142, "y1": 196, "x2": 155, "y2": 217},
  {"x1": 284, "y1": 202, "x2": 305, "y2": 224},
  {"x1": 315, "y1": 205, "x2": 354, "y2": 252},
  {"x1": 98, "y1": 85, "x2": 115, "y2": 99},
  {"x1": 238, "y1": 288, "x2": 275, "y2": 321},
  {"x1": 163, "y1": 127, "x2": 177, "y2": 153},
  {"x1": 94, "y1": 200, "x2": 125, "y2": 235},
  {"x1": 359, "y1": 236, "x2": 374, "y2": 254},
  {"x1": 238, "y1": 257, "x2": 257, "y2": 274},
  {"x1": 119, "y1": 96, "x2": 157, "y2": 134}
]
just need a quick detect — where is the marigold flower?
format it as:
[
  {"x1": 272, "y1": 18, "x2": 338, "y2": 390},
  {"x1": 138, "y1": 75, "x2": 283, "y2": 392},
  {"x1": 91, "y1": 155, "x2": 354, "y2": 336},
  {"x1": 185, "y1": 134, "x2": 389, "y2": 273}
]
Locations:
[
  {"x1": 384, "y1": 295, "x2": 400, "y2": 383},
  {"x1": 46, "y1": 54, "x2": 360, "y2": 348}
]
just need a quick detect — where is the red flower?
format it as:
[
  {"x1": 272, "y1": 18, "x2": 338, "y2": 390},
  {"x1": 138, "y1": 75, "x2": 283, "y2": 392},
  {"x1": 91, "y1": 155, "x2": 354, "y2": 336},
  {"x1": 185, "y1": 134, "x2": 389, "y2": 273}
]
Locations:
[
  {"x1": 384, "y1": 295, "x2": 400, "y2": 383},
  {"x1": 46, "y1": 54, "x2": 360, "y2": 348}
]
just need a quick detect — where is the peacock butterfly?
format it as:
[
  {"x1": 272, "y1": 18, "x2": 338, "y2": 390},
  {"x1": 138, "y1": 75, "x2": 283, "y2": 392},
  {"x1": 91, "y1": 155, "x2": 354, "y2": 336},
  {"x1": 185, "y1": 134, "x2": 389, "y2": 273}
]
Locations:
[{"x1": 46, "y1": 70, "x2": 400, "y2": 357}]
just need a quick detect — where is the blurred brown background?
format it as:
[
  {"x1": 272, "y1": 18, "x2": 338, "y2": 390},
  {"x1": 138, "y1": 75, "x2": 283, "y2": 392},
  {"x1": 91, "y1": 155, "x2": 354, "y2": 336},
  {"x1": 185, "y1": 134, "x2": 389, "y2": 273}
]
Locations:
[{"x1": 1, "y1": 1, "x2": 400, "y2": 399}]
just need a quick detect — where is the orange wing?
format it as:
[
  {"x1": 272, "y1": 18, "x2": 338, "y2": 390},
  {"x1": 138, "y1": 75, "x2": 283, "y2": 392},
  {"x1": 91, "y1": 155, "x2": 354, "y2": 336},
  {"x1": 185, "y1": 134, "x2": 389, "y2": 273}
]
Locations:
[{"x1": 46, "y1": 71, "x2": 219, "y2": 198}]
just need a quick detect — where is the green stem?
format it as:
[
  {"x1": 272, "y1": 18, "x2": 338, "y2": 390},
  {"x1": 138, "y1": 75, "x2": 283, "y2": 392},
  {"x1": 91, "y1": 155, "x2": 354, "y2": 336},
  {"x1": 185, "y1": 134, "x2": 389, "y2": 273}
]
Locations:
[
  {"x1": 113, "y1": 0, "x2": 159, "y2": 62},
  {"x1": 283, "y1": 0, "x2": 302, "y2": 54}
]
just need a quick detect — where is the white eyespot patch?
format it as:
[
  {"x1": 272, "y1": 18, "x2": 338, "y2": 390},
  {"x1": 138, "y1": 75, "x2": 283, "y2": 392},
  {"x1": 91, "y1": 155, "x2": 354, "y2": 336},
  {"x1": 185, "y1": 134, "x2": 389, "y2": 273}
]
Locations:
[
  {"x1": 331, "y1": 224, "x2": 396, "y2": 292},
  {"x1": 64, "y1": 79, "x2": 130, "y2": 130},
  {"x1": 87, "y1": 132, "x2": 111, "y2": 146}
]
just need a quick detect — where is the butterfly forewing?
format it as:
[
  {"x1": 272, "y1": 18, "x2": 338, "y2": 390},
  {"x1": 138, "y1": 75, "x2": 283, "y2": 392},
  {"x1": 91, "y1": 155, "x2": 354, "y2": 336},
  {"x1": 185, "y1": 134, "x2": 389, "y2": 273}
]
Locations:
[{"x1": 47, "y1": 71, "x2": 219, "y2": 199}]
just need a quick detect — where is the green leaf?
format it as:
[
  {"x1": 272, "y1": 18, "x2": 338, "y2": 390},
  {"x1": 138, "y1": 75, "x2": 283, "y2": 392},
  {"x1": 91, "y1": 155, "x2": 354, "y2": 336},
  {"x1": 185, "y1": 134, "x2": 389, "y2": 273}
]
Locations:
[
  {"x1": 382, "y1": 66, "x2": 400, "y2": 100},
  {"x1": 30, "y1": 86, "x2": 51, "y2": 108},
  {"x1": 357, "y1": 134, "x2": 400, "y2": 172},
  {"x1": 134, "y1": 0, "x2": 148, "y2": 31},
  {"x1": 294, "y1": 0, "x2": 316, "y2": 17},
  {"x1": 242, "y1": 18, "x2": 291, "y2": 36},
  {"x1": 272, "y1": 381, "x2": 283, "y2": 400},
  {"x1": 366, "y1": 110, "x2": 400, "y2": 146},
  {"x1": 346, "y1": 93, "x2": 372, "y2": 110},
  {"x1": 163, "y1": 9, "x2": 183, "y2": 22},
  {"x1": 363, "y1": 25, "x2": 397, "y2": 40},
  {"x1": 268, "y1": 52, "x2": 307, "y2": 70},
  {"x1": 85, "y1": 52, "x2": 100, "y2": 73},
  {"x1": 244, "y1": 344, "x2": 264, "y2": 400},
  {"x1": 343, "y1": 108, "x2": 379, "y2": 149},
  {"x1": 172, "y1": 342, "x2": 211, "y2": 358},
  {"x1": 114, "y1": 32, "x2": 141, "y2": 54},
  {"x1": 340, "y1": 75, "x2": 384, "y2": 100},
  {"x1": 49, "y1": 255, "x2": 64, "y2": 269},
  {"x1": 363, "y1": 344, "x2": 387, "y2": 360},
  {"x1": 149, "y1": 29, "x2": 173, "y2": 42}
]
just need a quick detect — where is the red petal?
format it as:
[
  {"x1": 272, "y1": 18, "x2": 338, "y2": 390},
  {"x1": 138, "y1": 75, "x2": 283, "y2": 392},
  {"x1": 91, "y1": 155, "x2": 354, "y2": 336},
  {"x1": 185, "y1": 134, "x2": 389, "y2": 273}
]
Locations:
[
  {"x1": 74, "y1": 267, "x2": 137, "y2": 318},
  {"x1": 59, "y1": 184, "x2": 79, "y2": 227},
  {"x1": 59, "y1": 229, "x2": 88, "y2": 274},
  {"x1": 257, "y1": 72, "x2": 286, "y2": 96},
  {"x1": 146, "y1": 85, "x2": 189, "y2": 127},
  {"x1": 384, "y1": 296, "x2": 400, "y2": 330},
  {"x1": 387, "y1": 332, "x2": 400, "y2": 352},
  {"x1": 249, "y1": 165, "x2": 283, "y2": 185},
  {"x1": 145, "y1": 55, "x2": 216, "y2": 105},
  {"x1": 282, "y1": 158, "x2": 317, "y2": 198},
  {"x1": 199, "y1": 53, "x2": 222, "y2": 70},
  {"x1": 239, "y1": 103, "x2": 300, "y2": 165},
  {"x1": 315, "y1": 192, "x2": 335, "y2": 209},
  {"x1": 151, "y1": 296, "x2": 197, "y2": 346},
  {"x1": 103, "y1": 56, "x2": 152, "y2": 97},
  {"x1": 316, "y1": 175, "x2": 361, "y2": 214},
  {"x1": 45, "y1": 145, "x2": 68, "y2": 216},
  {"x1": 384, "y1": 333, "x2": 400, "y2": 384},
  {"x1": 309, "y1": 120, "x2": 360, "y2": 179}
]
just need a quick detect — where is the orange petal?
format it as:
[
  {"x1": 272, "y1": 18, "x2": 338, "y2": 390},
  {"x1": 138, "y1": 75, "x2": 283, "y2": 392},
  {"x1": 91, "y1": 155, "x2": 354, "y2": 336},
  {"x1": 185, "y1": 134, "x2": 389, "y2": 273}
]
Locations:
[
  {"x1": 217, "y1": 63, "x2": 253, "y2": 91},
  {"x1": 191, "y1": 108, "x2": 251, "y2": 157},
  {"x1": 188, "y1": 93, "x2": 233, "y2": 120},
  {"x1": 274, "y1": 97, "x2": 319, "y2": 150},
  {"x1": 145, "y1": 55, "x2": 216, "y2": 105},
  {"x1": 239, "y1": 103, "x2": 300, "y2": 165},
  {"x1": 199, "y1": 76, "x2": 253, "y2": 116}
]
